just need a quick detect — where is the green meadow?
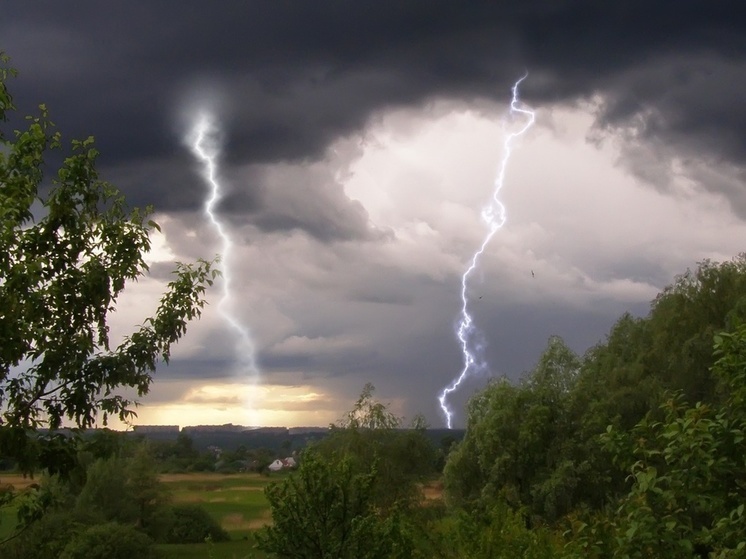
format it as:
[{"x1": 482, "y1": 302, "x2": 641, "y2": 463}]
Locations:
[
  {"x1": 158, "y1": 472, "x2": 277, "y2": 559},
  {"x1": 0, "y1": 474, "x2": 34, "y2": 542},
  {"x1": 1, "y1": 472, "x2": 278, "y2": 559}
]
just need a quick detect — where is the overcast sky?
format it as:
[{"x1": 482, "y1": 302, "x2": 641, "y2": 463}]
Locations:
[{"x1": 3, "y1": 1, "x2": 746, "y2": 428}]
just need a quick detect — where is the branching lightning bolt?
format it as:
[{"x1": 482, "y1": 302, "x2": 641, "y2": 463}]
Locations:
[
  {"x1": 438, "y1": 74, "x2": 535, "y2": 429},
  {"x1": 189, "y1": 112, "x2": 259, "y2": 381}
]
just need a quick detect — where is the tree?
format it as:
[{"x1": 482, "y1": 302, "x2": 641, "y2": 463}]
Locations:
[
  {"x1": 429, "y1": 501, "x2": 560, "y2": 559},
  {"x1": 444, "y1": 337, "x2": 583, "y2": 522},
  {"x1": 645, "y1": 256, "x2": 746, "y2": 403},
  {"x1": 564, "y1": 322, "x2": 746, "y2": 558},
  {"x1": 164, "y1": 504, "x2": 229, "y2": 544},
  {"x1": 314, "y1": 383, "x2": 437, "y2": 510},
  {"x1": 256, "y1": 385, "x2": 436, "y2": 558},
  {"x1": 75, "y1": 446, "x2": 171, "y2": 539},
  {"x1": 256, "y1": 450, "x2": 412, "y2": 559},
  {"x1": 0, "y1": 55, "x2": 215, "y2": 461}
]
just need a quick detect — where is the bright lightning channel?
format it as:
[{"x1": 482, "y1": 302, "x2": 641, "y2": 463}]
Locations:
[
  {"x1": 189, "y1": 113, "x2": 260, "y2": 382},
  {"x1": 438, "y1": 74, "x2": 535, "y2": 429}
]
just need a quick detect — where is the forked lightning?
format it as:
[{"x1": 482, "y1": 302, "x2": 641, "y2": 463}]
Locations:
[
  {"x1": 189, "y1": 113, "x2": 259, "y2": 380},
  {"x1": 438, "y1": 75, "x2": 535, "y2": 428}
]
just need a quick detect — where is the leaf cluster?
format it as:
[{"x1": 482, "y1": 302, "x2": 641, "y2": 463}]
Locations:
[{"x1": 0, "y1": 54, "x2": 216, "y2": 469}]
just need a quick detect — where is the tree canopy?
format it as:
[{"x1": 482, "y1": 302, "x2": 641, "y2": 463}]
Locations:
[
  {"x1": 0, "y1": 54, "x2": 215, "y2": 472},
  {"x1": 444, "y1": 255, "x2": 746, "y2": 556}
]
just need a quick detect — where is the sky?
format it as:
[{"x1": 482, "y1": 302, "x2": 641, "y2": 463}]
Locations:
[{"x1": 3, "y1": 1, "x2": 746, "y2": 429}]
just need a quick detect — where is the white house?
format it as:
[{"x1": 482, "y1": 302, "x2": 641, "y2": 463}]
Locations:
[{"x1": 268, "y1": 457, "x2": 296, "y2": 472}]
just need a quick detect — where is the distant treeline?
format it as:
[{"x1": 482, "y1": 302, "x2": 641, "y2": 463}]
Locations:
[{"x1": 127, "y1": 426, "x2": 464, "y2": 454}]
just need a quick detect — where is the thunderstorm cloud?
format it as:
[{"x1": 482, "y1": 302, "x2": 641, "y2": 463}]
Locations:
[{"x1": 3, "y1": 1, "x2": 746, "y2": 426}]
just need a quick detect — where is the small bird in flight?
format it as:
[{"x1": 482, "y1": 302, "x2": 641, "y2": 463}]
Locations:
[{"x1": 531, "y1": 270, "x2": 535, "y2": 278}]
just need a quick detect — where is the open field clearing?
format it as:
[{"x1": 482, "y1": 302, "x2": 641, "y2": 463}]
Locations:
[
  {"x1": 159, "y1": 472, "x2": 276, "y2": 559},
  {"x1": 0, "y1": 471, "x2": 277, "y2": 556},
  {"x1": 162, "y1": 473, "x2": 277, "y2": 538},
  {"x1": 0, "y1": 473, "x2": 41, "y2": 491},
  {"x1": 420, "y1": 479, "x2": 444, "y2": 501},
  {"x1": 0, "y1": 474, "x2": 39, "y2": 541}
]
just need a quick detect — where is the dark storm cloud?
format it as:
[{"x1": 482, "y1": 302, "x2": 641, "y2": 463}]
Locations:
[
  {"x1": 221, "y1": 163, "x2": 389, "y2": 242},
  {"x1": 5, "y1": 2, "x2": 746, "y2": 429},
  {"x1": 4, "y1": 1, "x2": 746, "y2": 224}
]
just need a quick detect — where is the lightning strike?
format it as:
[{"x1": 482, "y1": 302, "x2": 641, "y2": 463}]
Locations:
[
  {"x1": 188, "y1": 113, "x2": 260, "y2": 383},
  {"x1": 438, "y1": 74, "x2": 535, "y2": 429}
]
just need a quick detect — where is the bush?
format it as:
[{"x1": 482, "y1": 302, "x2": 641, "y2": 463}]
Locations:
[
  {"x1": 1, "y1": 510, "x2": 89, "y2": 559},
  {"x1": 164, "y1": 504, "x2": 229, "y2": 544},
  {"x1": 257, "y1": 450, "x2": 415, "y2": 559},
  {"x1": 59, "y1": 522, "x2": 157, "y2": 559}
]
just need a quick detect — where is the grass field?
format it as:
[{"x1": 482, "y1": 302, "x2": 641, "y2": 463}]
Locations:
[
  {"x1": 159, "y1": 472, "x2": 277, "y2": 558},
  {"x1": 0, "y1": 471, "x2": 277, "y2": 558},
  {"x1": 0, "y1": 473, "x2": 38, "y2": 541},
  {"x1": 162, "y1": 473, "x2": 275, "y2": 539},
  {"x1": 2, "y1": 471, "x2": 444, "y2": 558}
]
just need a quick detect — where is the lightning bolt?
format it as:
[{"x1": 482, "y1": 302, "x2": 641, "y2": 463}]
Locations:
[
  {"x1": 188, "y1": 112, "x2": 260, "y2": 385},
  {"x1": 438, "y1": 74, "x2": 535, "y2": 429}
]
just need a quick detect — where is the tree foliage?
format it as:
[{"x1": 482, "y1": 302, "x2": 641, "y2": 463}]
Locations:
[
  {"x1": 445, "y1": 256, "x2": 746, "y2": 540},
  {"x1": 429, "y1": 501, "x2": 560, "y2": 559},
  {"x1": 0, "y1": 53, "x2": 215, "y2": 551},
  {"x1": 2, "y1": 437, "x2": 225, "y2": 553},
  {"x1": 76, "y1": 448, "x2": 170, "y2": 538},
  {"x1": 565, "y1": 322, "x2": 746, "y2": 558},
  {"x1": 0, "y1": 55, "x2": 215, "y2": 466},
  {"x1": 314, "y1": 383, "x2": 437, "y2": 510},
  {"x1": 444, "y1": 336, "x2": 582, "y2": 522},
  {"x1": 257, "y1": 450, "x2": 410, "y2": 559},
  {"x1": 59, "y1": 522, "x2": 157, "y2": 559},
  {"x1": 257, "y1": 385, "x2": 436, "y2": 558},
  {"x1": 164, "y1": 504, "x2": 229, "y2": 544}
]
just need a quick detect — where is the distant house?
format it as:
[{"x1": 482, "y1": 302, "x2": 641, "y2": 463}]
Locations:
[{"x1": 268, "y1": 457, "x2": 297, "y2": 472}]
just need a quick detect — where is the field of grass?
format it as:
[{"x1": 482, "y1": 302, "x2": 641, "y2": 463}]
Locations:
[
  {"x1": 0, "y1": 473, "x2": 39, "y2": 541},
  {"x1": 3, "y1": 471, "x2": 444, "y2": 558},
  {"x1": 0, "y1": 503, "x2": 17, "y2": 541},
  {"x1": 0, "y1": 471, "x2": 278, "y2": 558},
  {"x1": 162, "y1": 473, "x2": 275, "y2": 538},
  {"x1": 158, "y1": 472, "x2": 278, "y2": 559}
]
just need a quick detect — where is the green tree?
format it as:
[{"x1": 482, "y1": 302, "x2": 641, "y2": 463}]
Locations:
[
  {"x1": 257, "y1": 449, "x2": 412, "y2": 559},
  {"x1": 0, "y1": 509, "x2": 92, "y2": 559},
  {"x1": 573, "y1": 256, "x2": 746, "y2": 439},
  {"x1": 75, "y1": 448, "x2": 170, "y2": 539},
  {"x1": 566, "y1": 322, "x2": 746, "y2": 558},
  {"x1": 0, "y1": 54, "x2": 214, "y2": 545},
  {"x1": 257, "y1": 385, "x2": 436, "y2": 558},
  {"x1": 444, "y1": 337, "x2": 582, "y2": 522},
  {"x1": 645, "y1": 256, "x2": 746, "y2": 403},
  {"x1": 0, "y1": 56, "x2": 215, "y2": 460},
  {"x1": 314, "y1": 383, "x2": 437, "y2": 510},
  {"x1": 431, "y1": 501, "x2": 560, "y2": 559},
  {"x1": 164, "y1": 504, "x2": 229, "y2": 544}
]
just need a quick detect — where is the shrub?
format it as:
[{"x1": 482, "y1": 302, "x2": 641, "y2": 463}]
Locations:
[
  {"x1": 1, "y1": 510, "x2": 89, "y2": 559},
  {"x1": 59, "y1": 522, "x2": 157, "y2": 559},
  {"x1": 164, "y1": 504, "x2": 229, "y2": 544}
]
